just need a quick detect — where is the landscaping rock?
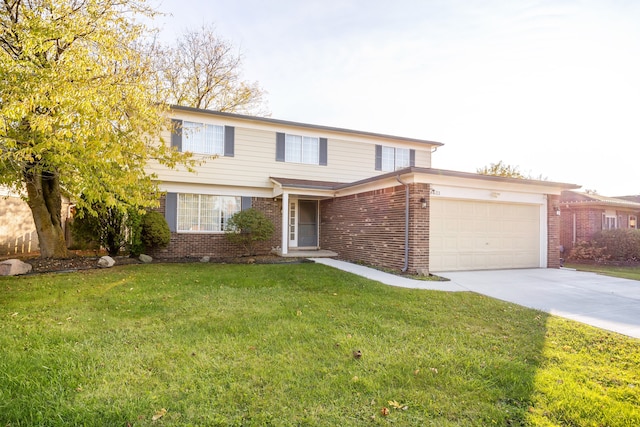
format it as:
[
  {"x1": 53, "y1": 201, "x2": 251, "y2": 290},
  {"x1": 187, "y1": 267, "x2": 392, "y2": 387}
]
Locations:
[
  {"x1": 139, "y1": 254, "x2": 153, "y2": 263},
  {"x1": 0, "y1": 259, "x2": 33, "y2": 276},
  {"x1": 200, "y1": 256, "x2": 210, "y2": 263},
  {"x1": 97, "y1": 256, "x2": 115, "y2": 268}
]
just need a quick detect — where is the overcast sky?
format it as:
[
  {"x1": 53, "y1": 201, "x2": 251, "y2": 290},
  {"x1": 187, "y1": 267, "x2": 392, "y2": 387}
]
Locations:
[{"x1": 153, "y1": 0, "x2": 640, "y2": 196}]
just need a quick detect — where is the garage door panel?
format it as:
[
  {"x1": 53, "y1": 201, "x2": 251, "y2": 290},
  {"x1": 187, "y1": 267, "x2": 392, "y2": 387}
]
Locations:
[{"x1": 430, "y1": 199, "x2": 541, "y2": 272}]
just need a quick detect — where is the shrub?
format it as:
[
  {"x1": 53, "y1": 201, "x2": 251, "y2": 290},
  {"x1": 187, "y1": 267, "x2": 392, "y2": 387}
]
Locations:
[
  {"x1": 225, "y1": 208, "x2": 275, "y2": 256},
  {"x1": 140, "y1": 211, "x2": 171, "y2": 251},
  {"x1": 568, "y1": 240, "x2": 608, "y2": 261},
  {"x1": 71, "y1": 204, "x2": 130, "y2": 256},
  {"x1": 593, "y1": 229, "x2": 640, "y2": 261}
]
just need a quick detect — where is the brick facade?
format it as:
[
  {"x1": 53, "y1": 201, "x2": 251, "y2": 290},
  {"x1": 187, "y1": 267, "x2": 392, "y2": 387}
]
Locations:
[
  {"x1": 320, "y1": 183, "x2": 430, "y2": 274},
  {"x1": 547, "y1": 194, "x2": 561, "y2": 268},
  {"x1": 152, "y1": 195, "x2": 281, "y2": 259}
]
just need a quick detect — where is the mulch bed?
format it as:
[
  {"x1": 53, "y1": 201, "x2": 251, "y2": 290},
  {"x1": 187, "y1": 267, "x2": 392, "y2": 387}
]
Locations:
[{"x1": 3, "y1": 253, "x2": 308, "y2": 275}]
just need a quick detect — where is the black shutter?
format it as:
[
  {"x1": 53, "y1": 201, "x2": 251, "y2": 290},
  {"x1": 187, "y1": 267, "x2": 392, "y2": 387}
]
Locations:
[
  {"x1": 224, "y1": 126, "x2": 235, "y2": 157},
  {"x1": 241, "y1": 196, "x2": 252, "y2": 211},
  {"x1": 276, "y1": 132, "x2": 285, "y2": 162},
  {"x1": 171, "y1": 119, "x2": 182, "y2": 152},
  {"x1": 319, "y1": 137, "x2": 328, "y2": 166},
  {"x1": 165, "y1": 192, "x2": 178, "y2": 232},
  {"x1": 375, "y1": 145, "x2": 382, "y2": 171},
  {"x1": 410, "y1": 149, "x2": 416, "y2": 167}
]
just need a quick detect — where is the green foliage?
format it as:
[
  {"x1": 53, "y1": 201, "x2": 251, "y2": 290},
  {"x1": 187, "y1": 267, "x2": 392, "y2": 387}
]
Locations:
[
  {"x1": 570, "y1": 229, "x2": 640, "y2": 261},
  {"x1": 225, "y1": 208, "x2": 275, "y2": 256},
  {"x1": 1, "y1": 263, "x2": 638, "y2": 426},
  {"x1": 140, "y1": 211, "x2": 171, "y2": 251},
  {"x1": 71, "y1": 204, "x2": 143, "y2": 256},
  {"x1": 0, "y1": 1, "x2": 195, "y2": 257}
]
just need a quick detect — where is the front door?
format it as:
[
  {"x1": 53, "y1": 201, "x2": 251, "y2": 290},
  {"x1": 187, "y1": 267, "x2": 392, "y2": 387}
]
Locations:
[{"x1": 298, "y1": 200, "x2": 318, "y2": 247}]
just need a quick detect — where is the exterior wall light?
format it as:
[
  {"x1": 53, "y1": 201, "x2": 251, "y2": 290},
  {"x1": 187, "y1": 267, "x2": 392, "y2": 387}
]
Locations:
[{"x1": 419, "y1": 197, "x2": 427, "y2": 208}]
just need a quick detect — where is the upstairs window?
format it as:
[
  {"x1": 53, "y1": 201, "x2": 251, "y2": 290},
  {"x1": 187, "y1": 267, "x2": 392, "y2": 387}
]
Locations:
[
  {"x1": 171, "y1": 119, "x2": 234, "y2": 157},
  {"x1": 276, "y1": 133, "x2": 328, "y2": 165},
  {"x1": 182, "y1": 121, "x2": 224, "y2": 155},
  {"x1": 376, "y1": 145, "x2": 414, "y2": 171}
]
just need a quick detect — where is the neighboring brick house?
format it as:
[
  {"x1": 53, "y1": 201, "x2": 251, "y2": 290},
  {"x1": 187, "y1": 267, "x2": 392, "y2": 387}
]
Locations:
[
  {"x1": 148, "y1": 105, "x2": 578, "y2": 273},
  {"x1": 559, "y1": 190, "x2": 640, "y2": 253}
]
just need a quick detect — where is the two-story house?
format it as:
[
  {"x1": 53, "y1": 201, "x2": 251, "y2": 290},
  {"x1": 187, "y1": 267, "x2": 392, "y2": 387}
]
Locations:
[{"x1": 149, "y1": 105, "x2": 578, "y2": 273}]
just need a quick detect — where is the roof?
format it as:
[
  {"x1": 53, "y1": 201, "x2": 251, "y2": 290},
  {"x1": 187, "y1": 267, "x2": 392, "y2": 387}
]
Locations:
[
  {"x1": 170, "y1": 105, "x2": 444, "y2": 147},
  {"x1": 561, "y1": 190, "x2": 640, "y2": 209},
  {"x1": 272, "y1": 167, "x2": 579, "y2": 192}
]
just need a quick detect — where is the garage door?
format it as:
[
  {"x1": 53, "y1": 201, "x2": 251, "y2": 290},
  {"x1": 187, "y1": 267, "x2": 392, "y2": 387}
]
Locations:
[{"x1": 430, "y1": 199, "x2": 541, "y2": 272}]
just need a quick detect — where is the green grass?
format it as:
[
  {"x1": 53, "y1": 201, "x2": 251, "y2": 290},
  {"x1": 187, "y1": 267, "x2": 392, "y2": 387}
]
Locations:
[
  {"x1": 565, "y1": 263, "x2": 640, "y2": 281},
  {"x1": 1, "y1": 263, "x2": 638, "y2": 426}
]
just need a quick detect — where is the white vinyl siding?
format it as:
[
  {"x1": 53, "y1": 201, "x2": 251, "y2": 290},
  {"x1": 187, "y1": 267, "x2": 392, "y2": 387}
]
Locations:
[
  {"x1": 182, "y1": 121, "x2": 224, "y2": 155},
  {"x1": 177, "y1": 194, "x2": 240, "y2": 232}
]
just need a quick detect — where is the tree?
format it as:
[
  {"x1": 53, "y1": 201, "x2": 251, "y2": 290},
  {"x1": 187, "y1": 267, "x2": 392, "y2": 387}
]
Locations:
[
  {"x1": 225, "y1": 208, "x2": 275, "y2": 256},
  {"x1": 152, "y1": 24, "x2": 268, "y2": 115},
  {"x1": 0, "y1": 1, "x2": 193, "y2": 258},
  {"x1": 476, "y1": 161, "x2": 525, "y2": 178}
]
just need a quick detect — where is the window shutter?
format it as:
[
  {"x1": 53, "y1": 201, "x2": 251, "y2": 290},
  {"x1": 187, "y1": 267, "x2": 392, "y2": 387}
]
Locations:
[
  {"x1": 375, "y1": 145, "x2": 382, "y2": 171},
  {"x1": 171, "y1": 119, "x2": 182, "y2": 152},
  {"x1": 276, "y1": 132, "x2": 285, "y2": 162},
  {"x1": 165, "y1": 192, "x2": 178, "y2": 232},
  {"x1": 319, "y1": 138, "x2": 328, "y2": 166},
  {"x1": 241, "y1": 196, "x2": 252, "y2": 211},
  {"x1": 410, "y1": 149, "x2": 416, "y2": 167},
  {"x1": 224, "y1": 126, "x2": 235, "y2": 157}
]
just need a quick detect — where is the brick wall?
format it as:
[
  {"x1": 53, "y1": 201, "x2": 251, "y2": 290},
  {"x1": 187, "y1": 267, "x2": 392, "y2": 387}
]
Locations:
[
  {"x1": 152, "y1": 195, "x2": 281, "y2": 259},
  {"x1": 320, "y1": 183, "x2": 430, "y2": 274},
  {"x1": 547, "y1": 194, "x2": 561, "y2": 268}
]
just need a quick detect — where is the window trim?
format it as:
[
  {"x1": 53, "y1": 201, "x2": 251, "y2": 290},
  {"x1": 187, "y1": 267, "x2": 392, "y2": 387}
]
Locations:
[
  {"x1": 376, "y1": 144, "x2": 415, "y2": 172},
  {"x1": 276, "y1": 132, "x2": 328, "y2": 165},
  {"x1": 171, "y1": 119, "x2": 234, "y2": 157}
]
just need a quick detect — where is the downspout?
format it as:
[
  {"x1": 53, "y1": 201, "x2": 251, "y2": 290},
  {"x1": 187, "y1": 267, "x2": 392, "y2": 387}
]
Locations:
[{"x1": 396, "y1": 176, "x2": 410, "y2": 272}]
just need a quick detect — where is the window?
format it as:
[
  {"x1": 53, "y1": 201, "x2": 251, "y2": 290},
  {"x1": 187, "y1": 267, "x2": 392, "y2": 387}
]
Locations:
[
  {"x1": 177, "y1": 194, "x2": 241, "y2": 232},
  {"x1": 276, "y1": 133, "x2": 327, "y2": 165},
  {"x1": 182, "y1": 121, "x2": 224, "y2": 155},
  {"x1": 376, "y1": 145, "x2": 413, "y2": 171},
  {"x1": 284, "y1": 134, "x2": 319, "y2": 164},
  {"x1": 171, "y1": 119, "x2": 234, "y2": 157},
  {"x1": 602, "y1": 212, "x2": 617, "y2": 230},
  {"x1": 630, "y1": 215, "x2": 637, "y2": 229}
]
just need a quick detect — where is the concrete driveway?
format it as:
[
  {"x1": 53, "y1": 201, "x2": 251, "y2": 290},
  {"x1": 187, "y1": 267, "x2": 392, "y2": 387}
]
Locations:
[{"x1": 442, "y1": 268, "x2": 640, "y2": 339}]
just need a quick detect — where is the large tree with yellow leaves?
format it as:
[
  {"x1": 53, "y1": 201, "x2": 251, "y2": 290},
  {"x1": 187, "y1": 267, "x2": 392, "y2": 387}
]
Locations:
[{"x1": 0, "y1": 1, "x2": 191, "y2": 258}]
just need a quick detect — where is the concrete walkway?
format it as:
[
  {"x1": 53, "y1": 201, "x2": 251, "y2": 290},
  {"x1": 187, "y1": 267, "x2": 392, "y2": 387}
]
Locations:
[{"x1": 310, "y1": 258, "x2": 640, "y2": 339}]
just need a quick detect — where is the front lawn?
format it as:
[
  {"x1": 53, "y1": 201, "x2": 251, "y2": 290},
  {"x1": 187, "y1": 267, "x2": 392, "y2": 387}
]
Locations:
[
  {"x1": 565, "y1": 263, "x2": 640, "y2": 281},
  {"x1": 1, "y1": 263, "x2": 638, "y2": 426}
]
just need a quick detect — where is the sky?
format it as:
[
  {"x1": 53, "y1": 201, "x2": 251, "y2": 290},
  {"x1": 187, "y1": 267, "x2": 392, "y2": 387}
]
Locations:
[{"x1": 152, "y1": 0, "x2": 640, "y2": 196}]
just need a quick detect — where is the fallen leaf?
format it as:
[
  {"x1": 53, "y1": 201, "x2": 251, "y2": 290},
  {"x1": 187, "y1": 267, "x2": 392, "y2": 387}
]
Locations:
[
  {"x1": 296, "y1": 310, "x2": 302, "y2": 316},
  {"x1": 413, "y1": 369, "x2": 420, "y2": 376},
  {"x1": 388, "y1": 400, "x2": 402, "y2": 409},
  {"x1": 430, "y1": 367, "x2": 438, "y2": 374},
  {"x1": 380, "y1": 407, "x2": 390, "y2": 416},
  {"x1": 11, "y1": 312, "x2": 18, "y2": 317},
  {"x1": 152, "y1": 408, "x2": 167, "y2": 421}
]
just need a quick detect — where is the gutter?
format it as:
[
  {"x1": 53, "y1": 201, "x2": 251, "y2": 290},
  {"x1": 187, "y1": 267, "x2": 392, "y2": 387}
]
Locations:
[{"x1": 396, "y1": 175, "x2": 410, "y2": 272}]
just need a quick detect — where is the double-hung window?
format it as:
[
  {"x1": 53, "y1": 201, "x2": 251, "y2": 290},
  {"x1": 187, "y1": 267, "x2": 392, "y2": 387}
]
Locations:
[
  {"x1": 376, "y1": 145, "x2": 414, "y2": 171},
  {"x1": 285, "y1": 134, "x2": 319, "y2": 164},
  {"x1": 177, "y1": 194, "x2": 241, "y2": 232},
  {"x1": 171, "y1": 119, "x2": 235, "y2": 157},
  {"x1": 182, "y1": 121, "x2": 224, "y2": 155},
  {"x1": 276, "y1": 133, "x2": 328, "y2": 165},
  {"x1": 630, "y1": 215, "x2": 637, "y2": 229}
]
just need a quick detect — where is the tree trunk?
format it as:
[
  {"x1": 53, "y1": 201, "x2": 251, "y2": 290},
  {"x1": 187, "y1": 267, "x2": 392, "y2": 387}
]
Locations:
[{"x1": 25, "y1": 168, "x2": 70, "y2": 258}]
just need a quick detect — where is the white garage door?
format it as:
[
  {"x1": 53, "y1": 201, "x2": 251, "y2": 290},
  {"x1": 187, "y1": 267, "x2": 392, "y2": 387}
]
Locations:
[{"x1": 430, "y1": 199, "x2": 541, "y2": 272}]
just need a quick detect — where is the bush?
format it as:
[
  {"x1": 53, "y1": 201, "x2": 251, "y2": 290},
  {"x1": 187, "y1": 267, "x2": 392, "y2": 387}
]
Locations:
[
  {"x1": 593, "y1": 229, "x2": 640, "y2": 261},
  {"x1": 140, "y1": 211, "x2": 171, "y2": 252},
  {"x1": 569, "y1": 229, "x2": 640, "y2": 262},
  {"x1": 225, "y1": 208, "x2": 275, "y2": 256},
  {"x1": 71, "y1": 204, "x2": 132, "y2": 256}
]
